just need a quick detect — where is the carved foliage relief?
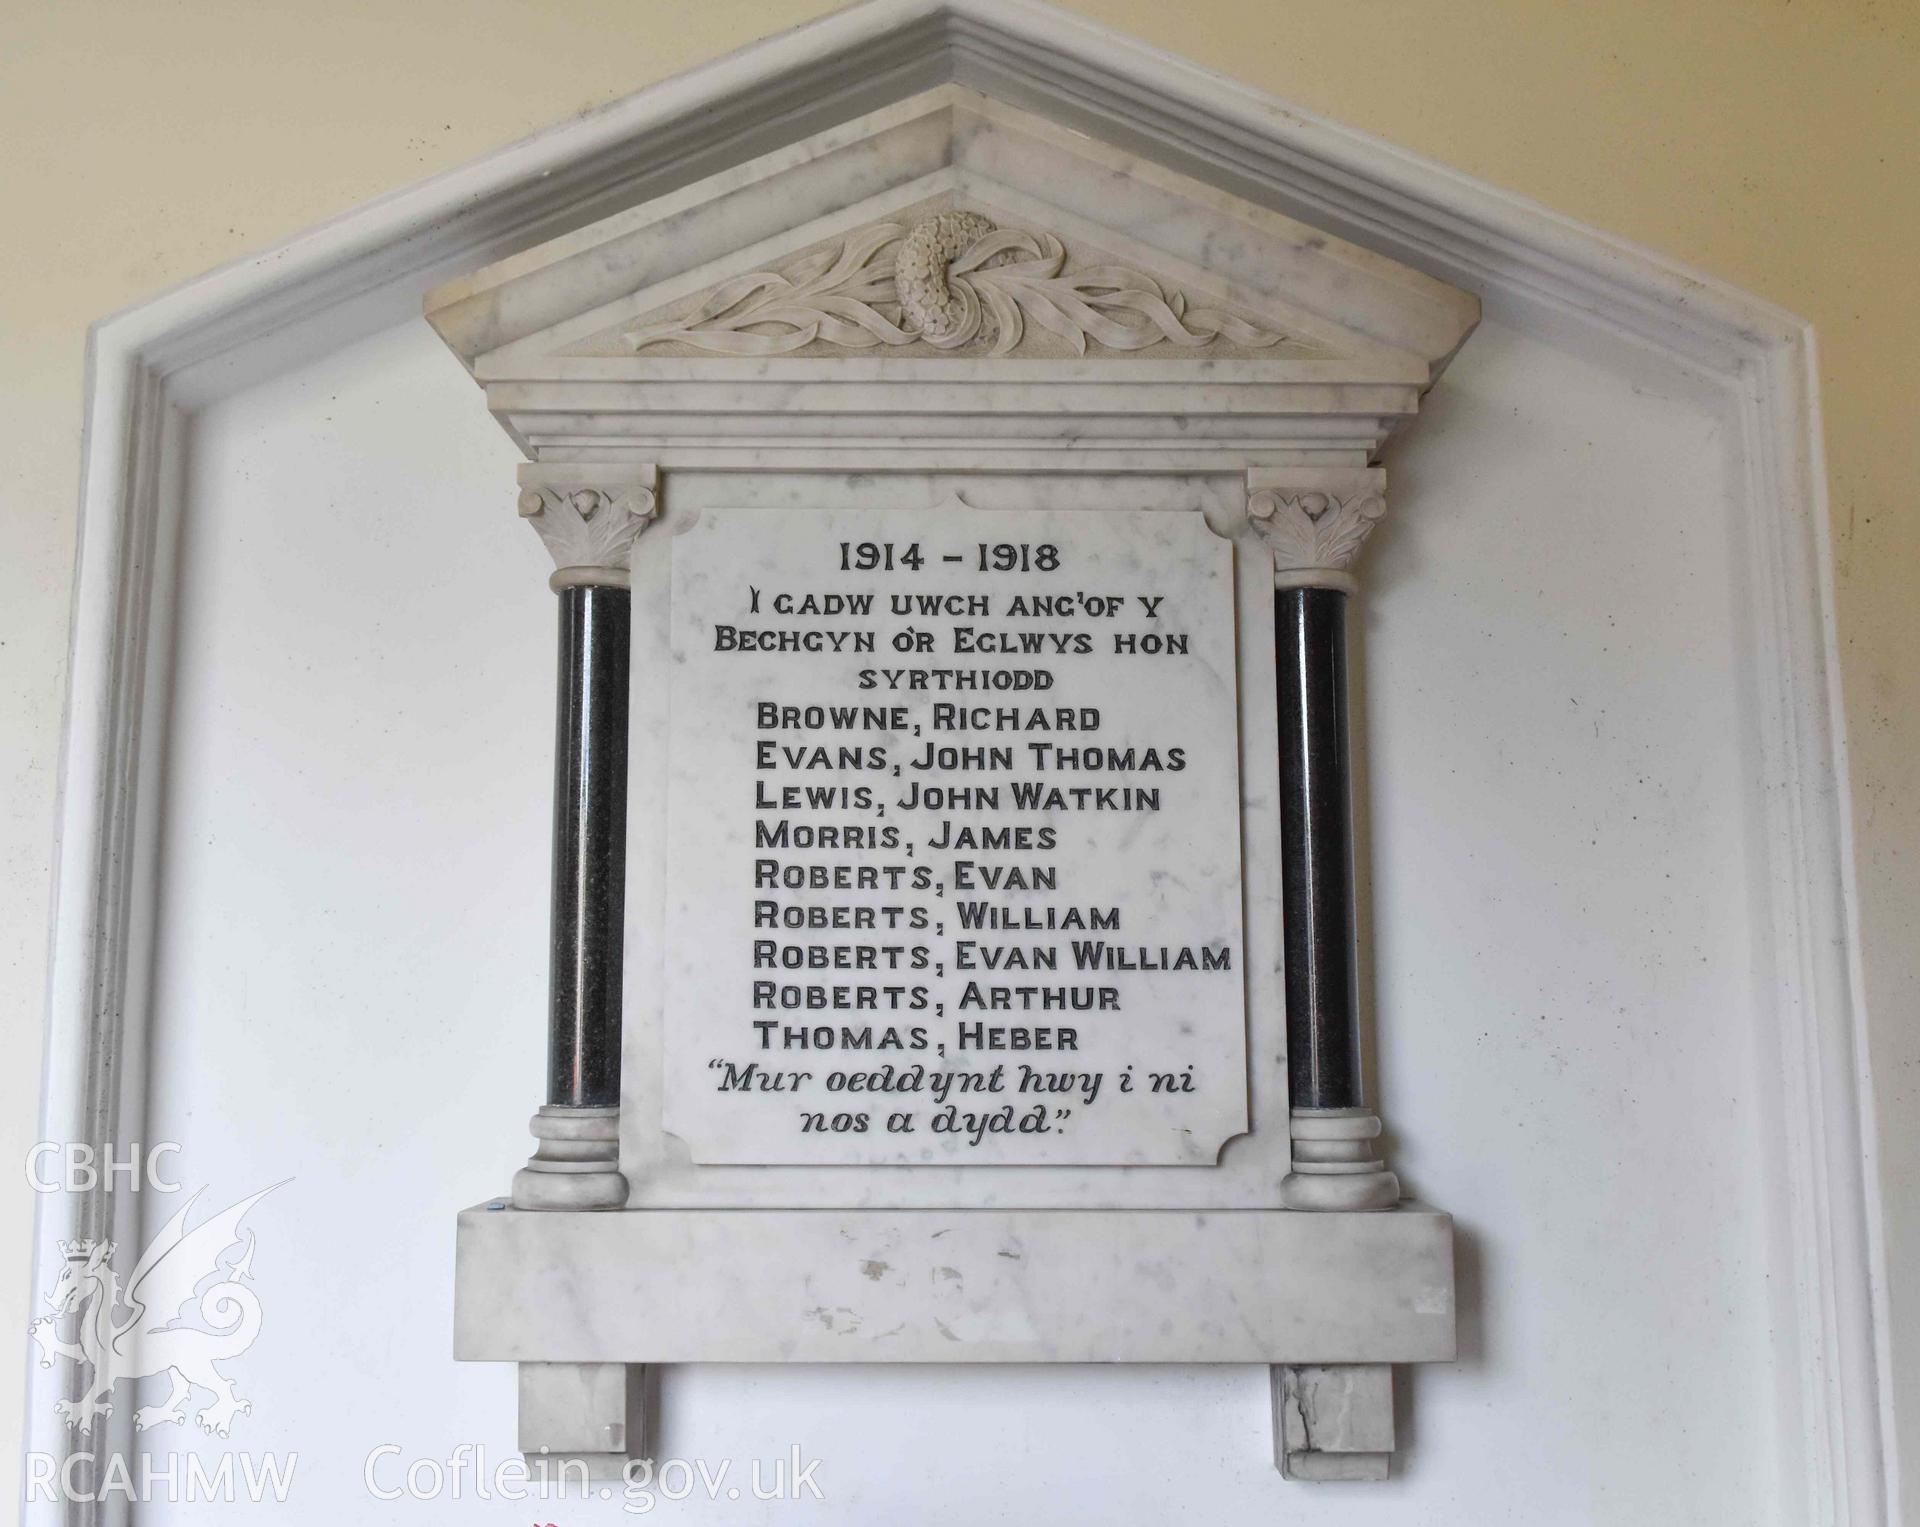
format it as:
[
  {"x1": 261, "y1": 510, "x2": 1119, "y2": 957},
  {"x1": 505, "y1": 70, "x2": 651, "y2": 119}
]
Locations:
[
  {"x1": 1247, "y1": 489, "x2": 1387, "y2": 576},
  {"x1": 518, "y1": 485, "x2": 659, "y2": 574},
  {"x1": 624, "y1": 211, "x2": 1293, "y2": 358}
]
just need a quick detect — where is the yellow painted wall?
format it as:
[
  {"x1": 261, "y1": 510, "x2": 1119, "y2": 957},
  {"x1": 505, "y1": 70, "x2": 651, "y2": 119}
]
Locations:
[{"x1": 3, "y1": 0, "x2": 1913, "y2": 1507}]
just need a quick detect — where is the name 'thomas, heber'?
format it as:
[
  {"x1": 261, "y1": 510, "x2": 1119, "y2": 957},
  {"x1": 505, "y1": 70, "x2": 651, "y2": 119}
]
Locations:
[{"x1": 750, "y1": 1022, "x2": 1083, "y2": 1053}]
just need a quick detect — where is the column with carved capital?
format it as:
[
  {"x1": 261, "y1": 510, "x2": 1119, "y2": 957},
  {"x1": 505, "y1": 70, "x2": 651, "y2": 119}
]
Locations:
[
  {"x1": 510, "y1": 464, "x2": 657, "y2": 1210},
  {"x1": 1247, "y1": 468, "x2": 1401, "y2": 1213}
]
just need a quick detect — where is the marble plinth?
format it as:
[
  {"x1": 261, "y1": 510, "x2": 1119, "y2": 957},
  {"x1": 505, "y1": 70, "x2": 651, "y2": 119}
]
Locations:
[{"x1": 455, "y1": 1204, "x2": 1454, "y2": 1364}]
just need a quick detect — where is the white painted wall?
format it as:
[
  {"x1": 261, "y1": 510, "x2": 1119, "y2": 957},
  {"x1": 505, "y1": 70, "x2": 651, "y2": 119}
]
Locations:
[{"x1": 125, "y1": 299, "x2": 1792, "y2": 1522}]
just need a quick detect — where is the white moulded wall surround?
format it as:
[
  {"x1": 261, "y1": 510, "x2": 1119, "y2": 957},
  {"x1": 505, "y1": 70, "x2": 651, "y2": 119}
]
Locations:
[{"x1": 31, "y1": 2, "x2": 1890, "y2": 1523}]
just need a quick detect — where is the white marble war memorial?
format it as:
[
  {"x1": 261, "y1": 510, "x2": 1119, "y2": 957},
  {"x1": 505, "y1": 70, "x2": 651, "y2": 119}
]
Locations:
[{"x1": 427, "y1": 62, "x2": 1479, "y2": 1481}]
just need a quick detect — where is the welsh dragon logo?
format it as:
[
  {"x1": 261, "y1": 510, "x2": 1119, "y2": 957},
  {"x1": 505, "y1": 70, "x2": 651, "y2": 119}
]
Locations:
[{"x1": 31, "y1": 1184, "x2": 280, "y2": 1437}]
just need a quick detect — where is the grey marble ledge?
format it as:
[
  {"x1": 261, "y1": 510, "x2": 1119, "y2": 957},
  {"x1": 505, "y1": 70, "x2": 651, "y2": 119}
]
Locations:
[{"x1": 455, "y1": 1203, "x2": 1454, "y2": 1365}]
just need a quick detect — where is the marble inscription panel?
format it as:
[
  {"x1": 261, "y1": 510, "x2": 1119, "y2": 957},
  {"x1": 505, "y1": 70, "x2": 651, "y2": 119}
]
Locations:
[{"x1": 663, "y1": 506, "x2": 1248, "y2": 1165}]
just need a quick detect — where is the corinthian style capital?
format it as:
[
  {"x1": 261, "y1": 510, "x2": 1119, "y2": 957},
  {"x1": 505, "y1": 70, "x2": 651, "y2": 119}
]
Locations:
[
  {"x1": 1246, "y1": 467, "x2": 1388, "y2": 594},
  {"x1": 516, "y1": 463, "x2": 660, "y2": 591}
]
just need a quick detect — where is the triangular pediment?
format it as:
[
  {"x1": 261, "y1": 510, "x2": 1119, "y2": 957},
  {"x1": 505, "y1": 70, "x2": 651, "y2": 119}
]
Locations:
[
  {"x1": 425, "y1": 84, "x2": 1478, "y2": 463},
  {"x1": 431, "y1": 88, "x2": 1472, "y2": 373},
  {"x1": 529, "y1": 187, "x2": 1343, "y2": 366}
]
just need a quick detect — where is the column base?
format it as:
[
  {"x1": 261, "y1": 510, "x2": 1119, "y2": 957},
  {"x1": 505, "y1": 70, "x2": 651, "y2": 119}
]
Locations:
[
  {"x1": 1280, "y1": 1107, "x2": 1400, "y2": 1212},
  {"x1": 511, "y1": 1105, "x2": 629, "y2": 1211}
]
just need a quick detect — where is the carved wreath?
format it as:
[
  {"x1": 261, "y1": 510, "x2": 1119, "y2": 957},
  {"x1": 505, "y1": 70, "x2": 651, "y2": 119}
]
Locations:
[{"x1": 625, "y1": 211, "x2": 1287, "y2": 357}]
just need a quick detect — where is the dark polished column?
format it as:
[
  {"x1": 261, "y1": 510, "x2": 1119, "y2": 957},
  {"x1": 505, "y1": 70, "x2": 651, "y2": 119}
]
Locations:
[
  {"x1": 1249, "y1": 471, "x2": 1400, "y2": 1212},
  {"x1": 510, "y1": 466, "x2": 657, "y2": 1211},
  {"x1": 1275, "y1": 586, "x2": 1363, "y2": 1111},
  {"x1": 547, "y1": 585, "x2": 630, "y2": 1107}
]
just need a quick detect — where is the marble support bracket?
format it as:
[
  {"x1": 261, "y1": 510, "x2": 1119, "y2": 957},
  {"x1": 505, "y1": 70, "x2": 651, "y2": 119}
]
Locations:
[
  {"x1": 518, "y1": 1361, "x2": 652, "y2": 1483},
  {"x1": 1272, "y1": 1364, "x2": 1395, "y2": 1481},
  {"x1": 514, "y1": 1357, "x2": 1398, "y2": 1484},
  {"x1": 1248, "y1": 467, "x2": 1402, "y2": 1214}
]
